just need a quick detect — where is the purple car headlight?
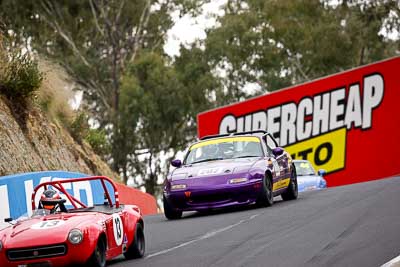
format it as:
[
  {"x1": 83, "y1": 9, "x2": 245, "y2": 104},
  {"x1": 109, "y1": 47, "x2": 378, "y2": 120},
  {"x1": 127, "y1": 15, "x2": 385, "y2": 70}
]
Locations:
[
  {"x1": 68, "y1": 229, "x2": 83, "y2": 245},
  {"x1": 171, "y1": 184, "x2": 187, "y2": 190},
  {"x1": 229, "y1": 178, "x2": 248, "y2": 184}
]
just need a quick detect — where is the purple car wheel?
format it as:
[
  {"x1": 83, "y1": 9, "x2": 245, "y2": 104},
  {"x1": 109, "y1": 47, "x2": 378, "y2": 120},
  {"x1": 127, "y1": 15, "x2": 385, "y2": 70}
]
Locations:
[
  {"x1": 257, "y1": 173, "x2": 273, "y2": 207},
  {"x1": 163, "y1": 195, "x2": 183, "y2": 220},
  {"x1": 281, "y1": 164, "x2": 298, "y2": 201}
]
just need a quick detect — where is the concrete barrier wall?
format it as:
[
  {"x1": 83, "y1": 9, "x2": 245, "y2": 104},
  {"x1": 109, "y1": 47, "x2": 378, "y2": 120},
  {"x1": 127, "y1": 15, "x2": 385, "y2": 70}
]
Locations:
[
  {"x1": 0, "y1": 171, "x2": 157, "y2": 229},
  {"x1": 115, "y1": 183, "x2": 158, "y2": 215}
]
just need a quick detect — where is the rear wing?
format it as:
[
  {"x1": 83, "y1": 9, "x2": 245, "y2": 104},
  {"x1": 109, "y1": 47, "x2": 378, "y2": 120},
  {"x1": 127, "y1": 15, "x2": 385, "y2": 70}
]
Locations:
[{"x1": 31, "y1": 176, "x2": 120, "y2": 210}]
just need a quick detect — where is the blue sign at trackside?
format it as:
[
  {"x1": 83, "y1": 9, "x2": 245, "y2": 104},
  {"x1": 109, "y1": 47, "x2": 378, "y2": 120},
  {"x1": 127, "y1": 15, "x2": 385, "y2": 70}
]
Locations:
[{"x1": 0, "y1": 171, "x2": 115, "y2": 229}]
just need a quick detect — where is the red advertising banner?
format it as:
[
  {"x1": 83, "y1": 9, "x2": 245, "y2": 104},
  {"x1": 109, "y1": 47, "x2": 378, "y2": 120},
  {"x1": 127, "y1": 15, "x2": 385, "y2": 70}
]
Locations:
[{"x1": 197, "y1": 57, "x2": 400, "y2": 187}]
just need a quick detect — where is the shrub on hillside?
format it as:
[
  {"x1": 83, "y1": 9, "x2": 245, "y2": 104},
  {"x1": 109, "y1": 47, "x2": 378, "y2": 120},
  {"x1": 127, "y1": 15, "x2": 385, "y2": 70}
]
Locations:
[
  {"x1": 68, "y1": 112, "x2": 110, "y2": 157},
  {"x1": 36, "y1": 60, "x2": 75, "y2": 123},
  {"x1": 85, "y1": 128, "x2": 111, "y2": 156},
  {"x1": 68, "y1": 112, "x2": 89, "y2": 143},
  {"x1": 0, "y1": 49, "x2": 43, "y2": 100}
]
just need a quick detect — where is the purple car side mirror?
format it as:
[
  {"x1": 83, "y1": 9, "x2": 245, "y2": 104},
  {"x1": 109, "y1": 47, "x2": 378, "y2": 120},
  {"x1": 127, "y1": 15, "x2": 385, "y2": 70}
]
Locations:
[
  {"x1": 272, "y1": 147, "x2": 284, "y2": 157},
  {"x1": 171, "y1": 159, "x2": 182, "y2": 168}
]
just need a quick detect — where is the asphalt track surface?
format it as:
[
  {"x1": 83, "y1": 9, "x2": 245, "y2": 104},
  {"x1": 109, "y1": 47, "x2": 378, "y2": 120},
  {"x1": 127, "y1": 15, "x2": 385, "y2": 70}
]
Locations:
[{"x1": 110, "y1": 176, "x2": 400, "y2": 267}]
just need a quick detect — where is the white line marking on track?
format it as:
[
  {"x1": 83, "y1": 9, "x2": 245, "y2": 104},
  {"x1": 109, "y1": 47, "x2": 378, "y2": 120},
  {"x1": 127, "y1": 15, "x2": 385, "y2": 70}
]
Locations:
[
  {"x1": 145, "y1": 213, "x2": 261, "y2": 259},
  {"x1": 381, "y1": 254, "x2": 400, "y2": 267}
]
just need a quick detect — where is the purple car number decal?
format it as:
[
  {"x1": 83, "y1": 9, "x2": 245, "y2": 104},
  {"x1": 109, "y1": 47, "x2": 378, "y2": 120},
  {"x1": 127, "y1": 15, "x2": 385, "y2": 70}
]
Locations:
[{"x1": 198, "y1": 167, "x2": 222, "y2": 176}]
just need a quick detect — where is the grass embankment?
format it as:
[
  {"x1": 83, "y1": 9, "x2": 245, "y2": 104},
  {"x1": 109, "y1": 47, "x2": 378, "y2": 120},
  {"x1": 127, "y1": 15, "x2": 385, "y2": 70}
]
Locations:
[{"x1": 0, "y1": 32, "x2": 109, "y2": 157}]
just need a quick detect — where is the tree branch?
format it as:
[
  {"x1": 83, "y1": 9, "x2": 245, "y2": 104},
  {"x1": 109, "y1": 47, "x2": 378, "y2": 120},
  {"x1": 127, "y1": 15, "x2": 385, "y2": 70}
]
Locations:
[
  {"x1": 116, "y1": 0, "x2": 126, "y2": 25},
  {"x1": 130, "y1": 0, "x2": 151, "y2": 62},
  {"x1": 39, "y1": 0, "x2": 91, "y2": 67},
  {"x1": 89, "y1": 0, "x2": 105, "y2": 36}
]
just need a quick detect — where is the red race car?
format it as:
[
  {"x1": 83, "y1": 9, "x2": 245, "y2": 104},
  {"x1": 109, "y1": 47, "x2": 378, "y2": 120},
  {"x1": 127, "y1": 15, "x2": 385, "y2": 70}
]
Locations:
[{"x1": 0, "y1": 176, "x2": 145, "y2": 267}]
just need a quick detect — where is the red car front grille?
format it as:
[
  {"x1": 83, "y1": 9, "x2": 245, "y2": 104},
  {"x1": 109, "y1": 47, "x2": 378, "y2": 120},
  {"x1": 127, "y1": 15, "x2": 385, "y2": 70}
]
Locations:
[{"x1": 7, "y1": 244, "x2": 67, "y2": 261}]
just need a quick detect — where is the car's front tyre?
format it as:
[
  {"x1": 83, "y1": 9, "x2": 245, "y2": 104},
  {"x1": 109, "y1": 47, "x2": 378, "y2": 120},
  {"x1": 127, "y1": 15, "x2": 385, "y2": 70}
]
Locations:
[
  {"x1": 124, "y1": 223, "x2": 145, "y2": 259},
  {"x1": 256, "y1": 173, "x2": 274, "y2": 207},
  {"x1": 163, "y1": 195, "x2": 182, "y2": 220},
  {"x1": 281, "y1": 164, "x2": 298, "y2": 201},
  {"x1": 87, "y1": 236, "x2": 106, "y2": 267}
]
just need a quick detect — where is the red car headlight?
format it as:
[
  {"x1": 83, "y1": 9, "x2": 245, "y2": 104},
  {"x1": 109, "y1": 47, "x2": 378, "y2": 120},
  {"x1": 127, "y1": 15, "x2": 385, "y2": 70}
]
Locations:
[
  {"x1": 0, "y1": 240, "x2": 3, "y2": 252},
  {"x1": 68, "y1": 229, "x2": 83, "y2": 245}
]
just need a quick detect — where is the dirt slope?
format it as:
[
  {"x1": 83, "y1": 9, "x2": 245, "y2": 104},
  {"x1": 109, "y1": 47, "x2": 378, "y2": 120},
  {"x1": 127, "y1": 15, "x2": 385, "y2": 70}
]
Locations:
[{"x1": 0, "y1": 96, "x2": 118, "y2": 179}]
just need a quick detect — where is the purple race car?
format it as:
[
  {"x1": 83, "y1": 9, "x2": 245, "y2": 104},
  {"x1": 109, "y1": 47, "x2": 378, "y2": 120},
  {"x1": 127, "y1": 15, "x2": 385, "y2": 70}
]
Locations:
[{"x1": 163, "y1": 131, "x2": 298, "y2": 219}]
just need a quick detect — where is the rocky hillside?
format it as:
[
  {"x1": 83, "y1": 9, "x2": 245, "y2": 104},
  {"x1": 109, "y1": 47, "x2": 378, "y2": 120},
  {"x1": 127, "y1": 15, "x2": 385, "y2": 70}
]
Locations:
[{"x1": 0, "y1": 95, "x2": 118, "y2": 179}]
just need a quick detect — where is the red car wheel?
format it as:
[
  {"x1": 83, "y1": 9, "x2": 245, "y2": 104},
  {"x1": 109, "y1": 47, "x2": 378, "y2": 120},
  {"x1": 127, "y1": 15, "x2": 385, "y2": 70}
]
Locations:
[
  {"x1": 87, "y1": 236, "x2": 106, "y2": 267},
  {"x1": 124, "y1": 223, "x2": 145, "y2": 259}
]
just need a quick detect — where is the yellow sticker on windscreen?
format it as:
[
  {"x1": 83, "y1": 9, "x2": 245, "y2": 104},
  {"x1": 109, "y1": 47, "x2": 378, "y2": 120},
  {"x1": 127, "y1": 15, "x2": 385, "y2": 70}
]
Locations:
[
  {"x1": 190, "y1": 136, "x2": 260, "y2": 150},
  {"x1": 299, "y1": 163, "x2": 309, "y2": 168}
]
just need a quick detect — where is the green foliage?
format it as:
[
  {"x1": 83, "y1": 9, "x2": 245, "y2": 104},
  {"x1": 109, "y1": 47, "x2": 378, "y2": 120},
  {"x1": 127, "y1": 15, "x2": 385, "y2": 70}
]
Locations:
[
  {"x1": 68, "y1": 112, "x2": 89, "y2": 143},
  {"x1": 114, "y1": 50, "x2": 222, "y2": 191},
  {"x1": 204, "y1": 0, "x2": 399, "y2": 94},
  {"x1": 68, "y1": 112, "x2": 111, "y2": 156},
  {"x1": 38, "y1": 91, "x2": 52, "y2": 113},
  {"x1": 0, "y1": 0, "x2": 210, "y2": 190},
  {"x1": 0, "y1": 38, "x2": 43, "y2": 100},
  {"x1": 85, "y1": 129, "x2": 110, "y2": 156},
  {"x1": 117, "y1": 52, "x2": 185, "y2": 190},
  {"x1": 174, "y1": 45, "x2": 222, "y2": 115},
  {"x1": 125, "y1": 52, "x2": 186, "y2": 146},
  {"x1": 0, "y1": 0, "x2": 181, "y2": 124}
]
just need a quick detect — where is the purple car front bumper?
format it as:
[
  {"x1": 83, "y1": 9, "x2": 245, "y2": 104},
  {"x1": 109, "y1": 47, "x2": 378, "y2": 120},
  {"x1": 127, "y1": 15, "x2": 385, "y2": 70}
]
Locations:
[{"x1": 165, "y1": 178, "x2": 263, "y2": 211}]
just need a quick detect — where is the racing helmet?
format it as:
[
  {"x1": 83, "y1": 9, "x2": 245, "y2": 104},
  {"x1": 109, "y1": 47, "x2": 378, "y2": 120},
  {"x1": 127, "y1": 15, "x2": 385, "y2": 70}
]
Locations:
[
  {"x1": 218, "y1": 142, "x2": 234, "y2": 157},
  {"x1": 40, "y1": 189, "x2": 65, "y2": 212},
  {"x1": 202, "y1": 143, "x2": 219, "y2": 158}
]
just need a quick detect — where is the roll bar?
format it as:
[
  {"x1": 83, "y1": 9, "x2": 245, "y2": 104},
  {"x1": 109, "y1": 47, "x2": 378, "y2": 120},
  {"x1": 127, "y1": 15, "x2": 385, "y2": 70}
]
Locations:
[
  {"x1": 200, "y1": 130, "x2": 268, "y2": 140},
  {"x1": 31, "y1": 176, "x2": 119, "y2": 210},
  {"x1": 200, "y1": 133, "x2": 231, "y2": 140},
  {"x1": 233, "y1": 130, "x2": 268, "y2": 136}
]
